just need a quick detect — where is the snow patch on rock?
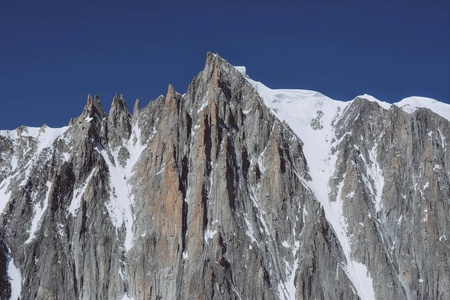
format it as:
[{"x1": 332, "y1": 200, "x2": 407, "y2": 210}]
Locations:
[
  {"x1": 25, "y1": 181, "x2": 53, "y2": 244},
  {"x1": 7, "y1": 250, "x2": 22, "y2": 300},
  {"x1": 99, "y1": 121, "x2": 147, "y2": 252}
]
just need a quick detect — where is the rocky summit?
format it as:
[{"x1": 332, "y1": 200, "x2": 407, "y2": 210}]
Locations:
[{"x1": 0, "y1": 53, "x2": 449, "y2": 300}]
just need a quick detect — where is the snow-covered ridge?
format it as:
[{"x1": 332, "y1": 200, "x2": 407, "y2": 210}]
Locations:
[
  {"x1": 0, "y1": 125, "x2": 69, "y2": 142},
  {"x1": 356, "y1": 94, "x2": 450, "y2": 121},
  {"x1": 239, "y1": 66, "x2": 448, "y2": 300},
  {"x1": 235, "y1": 66, "x2": 246, "y2": 76},
  {"x1": 395, "y1": 96, "x2": 450, "y2": 120},
  {"x1": 236, "y1": 66, "x2": 449, "y2": 121},
  {"x1": 356, "y1": 94, "x2": 391, "y2": 110}
]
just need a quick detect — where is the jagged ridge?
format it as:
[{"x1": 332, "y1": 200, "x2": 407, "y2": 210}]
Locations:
[{"x1": 0, "y1": 53, "x2": 449, "y2": 300}]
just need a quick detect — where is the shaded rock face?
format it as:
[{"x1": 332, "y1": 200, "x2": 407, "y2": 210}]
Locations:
[
  {"x1": 330, "y1": 99, "x2": 450, "y2": 300},
  {"x1": 0, "y1": 53, "x2": 448, "y2": 300}
]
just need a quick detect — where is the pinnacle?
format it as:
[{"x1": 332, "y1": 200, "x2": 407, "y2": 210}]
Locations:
[
  {"x1": 167, "y1": 84, "x2": 176, "y2": 95},
  {"x1": 206, "y1": 51, "x2": 220, "y2": 61},
  {"x1": 39, "y1": 123, "x2": 47, "y2": 133},
  {"x1": 133, "y1": 98, "x2": 140, "y2": 116},
  {"x1": 110, "y1": 92, "x2": 129, "y2": 114},
  {"x1": 87, "y1": 94, "x2": 93, "y2": 108},
  {"x1": 73, "y1": 93, "x2": 106, "y2": 124},
  {"x1": 205, "y1": 52, "x2": 220, "y2": 69},
  {"x1": 111, "y1": 92, "x2": 119, "y2": 106},
  {"x1": 92, "y1": 94, "x2": 106, "y2": 117},
  {"x1": 202, "y1": 51, "x2": 240, "y2": 83}
]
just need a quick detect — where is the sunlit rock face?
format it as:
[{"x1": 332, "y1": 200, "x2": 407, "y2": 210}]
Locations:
[{"x1": 0, "y1": 53, "x2": 449, "y2": 300}]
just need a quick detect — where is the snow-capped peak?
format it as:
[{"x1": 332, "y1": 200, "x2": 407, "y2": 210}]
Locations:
[
  {"x1": 394, "y1": 96, "x2": 450, "y2": 121},
  {"x1": 356, "y1": 94, "x2": 391, "y2": 110}
]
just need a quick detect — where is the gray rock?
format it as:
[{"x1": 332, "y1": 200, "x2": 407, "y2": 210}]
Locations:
[{"x1": 0, "y1": 52, "x2": 448, "y2": 300}]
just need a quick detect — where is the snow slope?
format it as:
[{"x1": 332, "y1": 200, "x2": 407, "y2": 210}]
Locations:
[{"x1": 7, "y1": 251, "x2": 22, "y2": 300}]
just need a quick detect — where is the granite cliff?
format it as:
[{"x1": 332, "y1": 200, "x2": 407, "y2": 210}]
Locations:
[{"x1": 0, "y1": 53, "x2": 449, "y2": 299}]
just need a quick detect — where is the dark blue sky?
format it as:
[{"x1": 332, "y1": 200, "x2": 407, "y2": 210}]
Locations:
[{"x1": 1, "y1": 0, "x2": 449, "y2": 129}]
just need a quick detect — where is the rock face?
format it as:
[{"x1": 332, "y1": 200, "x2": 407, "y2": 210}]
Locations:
[{"x1": 0, "y1": 53, "x2": 449, "y2": 300}]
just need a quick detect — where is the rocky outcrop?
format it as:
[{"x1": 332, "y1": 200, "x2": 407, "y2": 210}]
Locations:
[
  {"x1": 107, "y1": 93, "x2": 132, "y2": 149},
  {"x1": 329, "y1": 98, "x2": 450, "y2": 300},
  {"x1": 0, "y1": 228, "x2": 11, "y2": 300},
  {"x1": 0, "y1": 53, "x2": 448, "y2": 300}
]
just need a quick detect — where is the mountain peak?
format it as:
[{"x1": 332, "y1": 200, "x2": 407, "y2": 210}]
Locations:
[
  {"x1": 394, "y1": 96, "x2": 450, "y2": 120},
  {"x1": 111, "y1": 92, "x2": 128, "y2": 114},
  {"x1": 87, "y1": 94, "x2": 93, "y2": 107},
  {"x1": 167, "y1": 83, "x2": 176, "y2": 95},
  {"x1": 133, "y1": 98, "x2": 140, "y2": 117},
  {"x1": 71, "y1": 94, "x2": 107, "y2": 125},
  {"x1": 39, "y1": 123, "x2": 47, "y2": 133},
  {"x1": 205, "y1": 51, "x2": 218, "y2": 64},
  {"x1": 204, "y1": 52, "x2": 230, "y2": 73},
  {"x1": 1, "y1": 53, "x2": 449, "y2": 300}
]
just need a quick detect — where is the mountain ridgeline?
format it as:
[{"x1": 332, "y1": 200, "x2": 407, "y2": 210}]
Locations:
[{"x1": 0, "y1": 53, "x2": 449, "y2": 299}]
